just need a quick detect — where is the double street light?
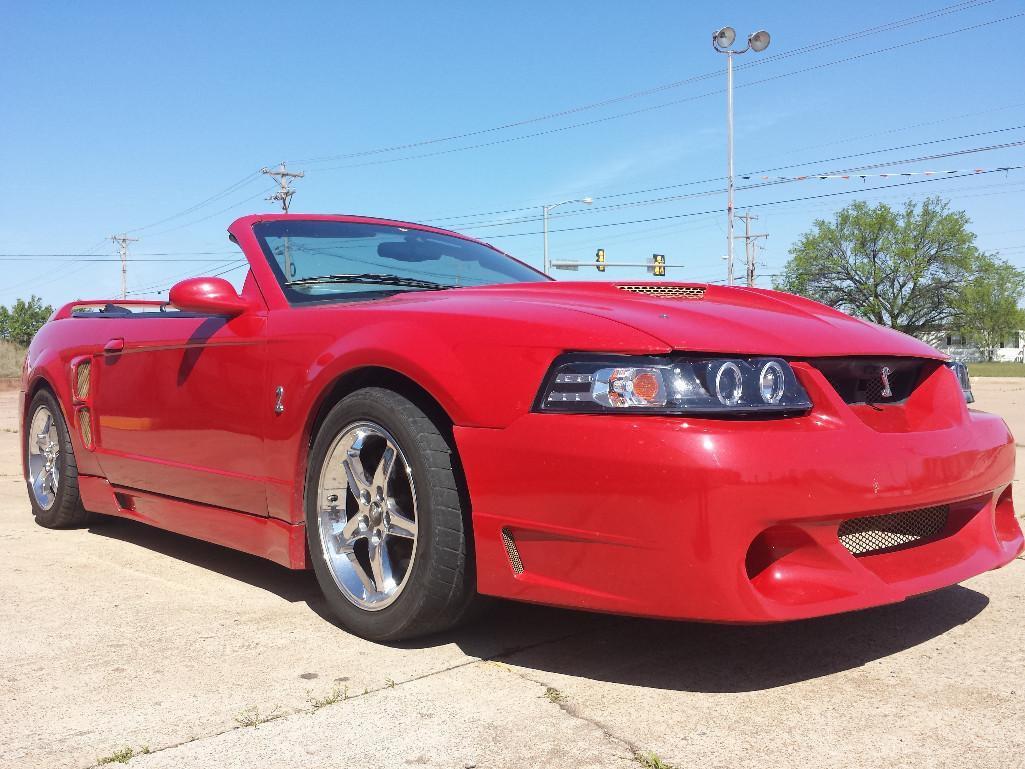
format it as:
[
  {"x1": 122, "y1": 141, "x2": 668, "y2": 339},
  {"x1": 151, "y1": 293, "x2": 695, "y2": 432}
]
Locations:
[
  {"x1": 712, "y1": 26, "x2": 771, "y2": 286},
  {"x1": 543, "y1": 197, "x2": 592, "y2": 275}
]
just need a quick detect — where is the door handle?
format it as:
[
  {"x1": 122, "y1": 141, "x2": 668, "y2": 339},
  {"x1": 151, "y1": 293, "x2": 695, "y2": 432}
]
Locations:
[{"x1": 104, "y1": 337, "x2": 125, "y2": 353}]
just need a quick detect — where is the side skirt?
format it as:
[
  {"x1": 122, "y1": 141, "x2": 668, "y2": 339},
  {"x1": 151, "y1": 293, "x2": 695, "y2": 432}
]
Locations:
[{"x1": 78, "y1": 475, "x2": 307, "y2": 569}]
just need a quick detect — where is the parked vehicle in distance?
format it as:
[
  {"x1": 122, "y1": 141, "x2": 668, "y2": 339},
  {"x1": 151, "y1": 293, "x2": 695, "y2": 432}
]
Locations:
[{"x1": 20, "y1": 214, "x2": 1023, "y2": 640}]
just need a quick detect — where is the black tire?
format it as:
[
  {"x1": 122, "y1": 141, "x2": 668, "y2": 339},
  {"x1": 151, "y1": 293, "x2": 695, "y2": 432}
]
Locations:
[
  {"x1": 24, "y1": 389, "x2": 93, "y2": 528},
  {"x1": 305, "y1": 387, "x2": 479, "y2": 641}
]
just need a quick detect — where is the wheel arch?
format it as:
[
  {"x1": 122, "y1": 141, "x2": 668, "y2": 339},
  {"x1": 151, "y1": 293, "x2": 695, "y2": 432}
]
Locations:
[
  {"x1": 306, "y1": 365, "x2": 457, "y2": 450},
  {"x1": 21, "y1": 374, "x2": 67, "y2": 480},
  {"x1": 296, "y1": 364, "x2": 477, "y2": 573}
]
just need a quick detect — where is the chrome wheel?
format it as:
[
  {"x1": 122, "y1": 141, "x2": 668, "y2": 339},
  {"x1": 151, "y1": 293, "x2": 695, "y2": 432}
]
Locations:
[
  {"x1": 28, "y1": 406, "x2": 61, "y2": 511},
  {"x1": 316, "y1": 421, "x2": 419, "y2": 611}
]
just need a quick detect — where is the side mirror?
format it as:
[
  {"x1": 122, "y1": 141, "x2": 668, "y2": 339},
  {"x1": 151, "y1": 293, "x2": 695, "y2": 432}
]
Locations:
[{"x1": 169, "y1": 277, "x2": 252, "y2": 317}]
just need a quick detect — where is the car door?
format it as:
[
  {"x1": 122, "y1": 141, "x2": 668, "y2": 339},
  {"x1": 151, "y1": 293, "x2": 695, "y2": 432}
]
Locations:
[{"x1": 90, "y1": 273, "x2": 270, "y2": 516}]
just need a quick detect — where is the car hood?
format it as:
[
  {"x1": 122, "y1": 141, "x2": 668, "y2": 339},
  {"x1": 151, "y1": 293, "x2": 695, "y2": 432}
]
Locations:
[{"x1": 402, "y1": 281, "x2": 944, "y2": 359}]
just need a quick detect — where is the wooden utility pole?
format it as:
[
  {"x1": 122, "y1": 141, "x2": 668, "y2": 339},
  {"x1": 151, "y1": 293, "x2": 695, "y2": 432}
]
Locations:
[
  {"x1": 110, "y1": 234, "x2": 139, "y2": 300},
  {"x1": 260, "y1": 162, "x2": 305, "y2": 213},
  {"x1": 735, "y1": 211, "x2": 768, "y2": 287}
]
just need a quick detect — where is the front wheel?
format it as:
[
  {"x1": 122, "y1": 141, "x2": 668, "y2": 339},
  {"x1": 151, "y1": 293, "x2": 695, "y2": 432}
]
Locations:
[
  {"x1": 24, "y1": 389, "x2": 93, "y2": 528},
  {"x1": 305, "y1": 388, "x2": 478, "y2": 641}
]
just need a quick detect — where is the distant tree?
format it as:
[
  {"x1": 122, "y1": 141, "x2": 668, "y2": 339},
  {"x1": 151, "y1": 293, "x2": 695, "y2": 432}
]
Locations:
[
  {"x1": 0, "y1": 305, "x2": 9, "y2": 341},
  {"x1": 775, "y1": 197, "x2": 978, "y2": 336},
  {"x1": 953, "y1": 255, "x2": 1025, "y2": 358},
  {"x1": 6, "y1": 295, "x2": 54, "y2": 346}
]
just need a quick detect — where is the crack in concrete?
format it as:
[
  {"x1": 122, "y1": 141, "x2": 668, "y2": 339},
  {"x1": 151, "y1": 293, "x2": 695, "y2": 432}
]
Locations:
[
  {"x1": 497, "y1": 664, "x2": 643, "y2": 762},
  {"x1": 79, "y1": 621, "x2": 614, "y2": 768}
]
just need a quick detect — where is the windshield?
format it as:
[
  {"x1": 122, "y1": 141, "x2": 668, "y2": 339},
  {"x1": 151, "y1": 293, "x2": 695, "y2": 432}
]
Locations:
[{"x1": 253, "y1": 219, "x2": 546, "y2": 303}]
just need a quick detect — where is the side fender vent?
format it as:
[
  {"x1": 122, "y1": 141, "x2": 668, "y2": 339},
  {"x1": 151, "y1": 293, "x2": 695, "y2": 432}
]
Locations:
[
  {"x1": 501, "y1": 528, "x2": 524, "y2": 575},
  {"x1": 617, "y1": 285, "x2": 705, "y2": 299}
]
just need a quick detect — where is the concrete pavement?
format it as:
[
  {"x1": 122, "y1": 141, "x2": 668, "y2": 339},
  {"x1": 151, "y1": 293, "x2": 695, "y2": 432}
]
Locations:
[{"x1": 1, "y1": 380, "x2": 1023, "y2": 769}]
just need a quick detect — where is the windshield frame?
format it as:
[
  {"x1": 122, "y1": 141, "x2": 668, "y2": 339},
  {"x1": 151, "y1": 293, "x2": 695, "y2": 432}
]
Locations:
[{"x1": 252, "y1": 217, "x2": 549, "y2": 306}]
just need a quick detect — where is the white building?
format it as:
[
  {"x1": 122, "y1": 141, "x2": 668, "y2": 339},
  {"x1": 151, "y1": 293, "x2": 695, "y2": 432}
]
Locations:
[{"x1": 929, "y1": 330, "x2": 1025, "y2": 363}]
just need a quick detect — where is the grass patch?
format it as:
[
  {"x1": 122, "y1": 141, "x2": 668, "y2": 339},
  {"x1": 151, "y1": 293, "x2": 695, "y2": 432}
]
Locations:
[
  {"x1": 634, "y1": 751, "x2": 676, "y2": 769},
  {"x1": 307, "y1": 684, "x2": 348, "y2": 710},
  {"x1": 968, "y1": 361, "x2": 1025, "y2": 377},
  {"x1": 234, "y1": 705, "x2": 285, "y2": 728},
  {"x1": 0, "y1": 341, "x2": 25, "y2": 379},
  {"x1": 96, "y1": 745, "x2": 150, "y2": 764},
  {"x1": 542, "y1": 686, "x2": 566, "y2": 704}
]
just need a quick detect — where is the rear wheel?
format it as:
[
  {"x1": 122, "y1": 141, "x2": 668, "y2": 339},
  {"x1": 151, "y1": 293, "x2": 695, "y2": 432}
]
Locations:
[
  {"x1": 24, "y1": 389, "x2": 93, "y2": 528},
  {"x1": 305, "y1": 387, "x2": 478, "y2": 641}
]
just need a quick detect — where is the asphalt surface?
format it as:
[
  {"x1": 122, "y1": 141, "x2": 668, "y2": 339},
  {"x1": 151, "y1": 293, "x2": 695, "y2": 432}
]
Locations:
[{"x1": 1, "y1": 380, "x2": 1023, "y2": 769}]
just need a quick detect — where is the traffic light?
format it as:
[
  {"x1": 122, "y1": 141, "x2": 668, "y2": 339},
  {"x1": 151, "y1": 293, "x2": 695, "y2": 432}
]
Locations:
[
  {"x1": 595, "y1": 248, "x2": 606, "y2": 273},
  {"x1": 652, "y1": 253, "x2": 666, "y2": 277}
]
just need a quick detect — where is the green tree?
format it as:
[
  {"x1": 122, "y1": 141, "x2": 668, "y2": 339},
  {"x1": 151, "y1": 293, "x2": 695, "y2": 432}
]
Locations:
[
  {"x1": 7, "y1": 295, "x2": 54, "y2": 346},
  {"x1": 0, "y1": 304, "x2": 9, "y2": 341},
  {"x1": 776, "y1": 197, "x2": 978, "y2": 336},
  {"x1": 954, "y1": 254, "x2": 1025, "y2": 358}
]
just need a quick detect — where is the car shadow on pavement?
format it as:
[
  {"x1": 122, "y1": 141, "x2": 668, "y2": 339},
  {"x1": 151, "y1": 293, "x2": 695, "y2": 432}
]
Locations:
[
  {"x1": 465, "y1": 585, "x2": 991, "y2": 693},
  {"x1": 86, "y1": 515, "x2": 323, "y2": 604},
  {"x1": 87, "y1": 515, "x2": 991, "y2": 693}
]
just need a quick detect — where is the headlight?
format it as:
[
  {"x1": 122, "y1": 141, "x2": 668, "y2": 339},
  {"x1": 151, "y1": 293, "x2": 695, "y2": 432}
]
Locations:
[
  {"x1": 537, "y1": 354, "x2": 812, "y2": 415},
  {"x1": 945, "y1": 360, "x2": 974, "y2": 403}
]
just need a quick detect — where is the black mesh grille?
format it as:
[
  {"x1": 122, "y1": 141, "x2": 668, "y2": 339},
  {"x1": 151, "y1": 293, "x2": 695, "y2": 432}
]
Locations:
[
  {"x1": 501, "y1": 528, "x2": 524, "y2": 575},
  {"x1": 838, "y1": 505, "x2": 949, "y2": 555},
  {"x1": 811, "y1": 358, "x2": 927, "y2": 405}
]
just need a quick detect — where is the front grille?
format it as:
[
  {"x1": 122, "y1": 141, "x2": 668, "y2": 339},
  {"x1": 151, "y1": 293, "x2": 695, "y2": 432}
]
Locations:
[
  {"x1": 617, "y1": 285, "x2": 705, "y2": 299},
  {"x1": 501, "y1": 528, "x2": 524, "y2": 574},
  {"x1": 838, "y1": 505, "x2": 949, "y2": 555},
  {"x1": 811, "y1": 357, "x2": 928, "y2": 405}
]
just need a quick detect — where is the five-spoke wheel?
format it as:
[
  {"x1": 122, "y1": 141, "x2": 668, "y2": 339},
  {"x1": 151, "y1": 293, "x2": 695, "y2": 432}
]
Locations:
[
  {"x1": 317, "y1": 422, "x2": 419, "y2": 610},
  {"x1": 305, "y1": 387, "x2": 479, "y2": 641},
  {"x1": 24, "y1": 389, "x2": 91, "y2": 528},
  {"x1": 27, "y1": 406, "x2": 61, "y2": 510}
]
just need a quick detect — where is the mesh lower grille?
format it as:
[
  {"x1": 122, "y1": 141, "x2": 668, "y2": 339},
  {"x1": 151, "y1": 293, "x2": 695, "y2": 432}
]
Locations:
[
  {"x1": 617, "y1": 285, "x2": 705, "y2": 299},
  {"x1": 501, "y1": 528, "x2": 524, "y2": 575},
  {"x1": 838, "y1": 505, "x2": 949, "y2": 556}
]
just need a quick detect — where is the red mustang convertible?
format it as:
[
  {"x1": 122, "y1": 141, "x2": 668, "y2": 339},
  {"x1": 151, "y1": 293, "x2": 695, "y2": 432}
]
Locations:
[{"x1": 21, "y1": 214, "x2": 1022, "y2": 640}]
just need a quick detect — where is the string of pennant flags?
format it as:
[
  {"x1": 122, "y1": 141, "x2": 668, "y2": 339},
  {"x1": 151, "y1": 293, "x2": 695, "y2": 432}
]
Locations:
[{"x1": 738, "y1": 167, "x2": 1017, "y2": 182}]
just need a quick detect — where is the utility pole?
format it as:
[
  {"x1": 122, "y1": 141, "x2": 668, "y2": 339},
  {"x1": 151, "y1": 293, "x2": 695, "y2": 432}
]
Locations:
[
  {"x1": 110, "y1": 234, "x2": 139, "y2": 300},
  {"x1": 260, "y1": 162, "x2": 305, "y2": 213},
  {"x1": 734, "y1": 211, "x2": 767, "y2": 288}
]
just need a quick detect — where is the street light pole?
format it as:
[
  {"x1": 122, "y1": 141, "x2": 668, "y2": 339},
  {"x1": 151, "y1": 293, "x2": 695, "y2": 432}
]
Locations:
[
  {"x1": 542, "y1": 197, "x2": 593, "y2": 274},
  {"x1": 726, "y1": 49, "x2": 736, "y2": 287},
  {"x1": 713, "y1": 27, "x2": 771, "y2": 286}
]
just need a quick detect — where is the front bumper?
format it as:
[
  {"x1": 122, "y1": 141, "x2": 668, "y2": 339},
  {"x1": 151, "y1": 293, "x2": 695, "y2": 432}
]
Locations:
[{"x1": 455, "y1": 364, "x2": 1022, "y2": 622}]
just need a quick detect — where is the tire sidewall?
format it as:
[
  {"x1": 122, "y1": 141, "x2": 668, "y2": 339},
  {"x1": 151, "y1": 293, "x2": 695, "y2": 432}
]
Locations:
[
  {"x1": 305, "y1": 390, "x2": 448, "y2": 640},
  {"x1": 24, "y1": 390, "x2": 76, "y2": 525}
]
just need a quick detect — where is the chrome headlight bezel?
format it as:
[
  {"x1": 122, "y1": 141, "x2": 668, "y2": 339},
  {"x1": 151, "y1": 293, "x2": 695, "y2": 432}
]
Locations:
[{"x1": 535, "y1": 353, "x2": 813, "y2": 416}]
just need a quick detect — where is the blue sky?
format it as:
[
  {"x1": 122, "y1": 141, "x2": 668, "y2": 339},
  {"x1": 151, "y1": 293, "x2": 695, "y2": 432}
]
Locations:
[{"x1": 2, "y1": 0, "x2": 1024, "y2": 307}]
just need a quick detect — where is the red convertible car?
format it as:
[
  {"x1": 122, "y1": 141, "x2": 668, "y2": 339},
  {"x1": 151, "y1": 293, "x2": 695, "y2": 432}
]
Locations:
[{"x1": 21, "y1": 214, "x2": 1022, "y2": 640}]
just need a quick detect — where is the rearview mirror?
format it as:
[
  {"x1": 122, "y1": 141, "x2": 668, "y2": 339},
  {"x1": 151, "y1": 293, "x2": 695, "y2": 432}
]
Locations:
[{"x1": 169, "y1": 277, "x2": 252, "y2": 317}]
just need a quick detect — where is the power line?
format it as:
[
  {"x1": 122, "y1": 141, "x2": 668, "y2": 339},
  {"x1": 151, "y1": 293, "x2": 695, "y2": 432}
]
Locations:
[
  {"x1": 301, "y1": 11, "x2": 1024, "y2": 173},
  {"x1": 123, "y1": 172, "x2": 262, "y2": 234},
  {"x1": 421, "y1": 123, "x2": 1025, "y2": 228},
  {"x1": 459, "y1": 139, "x2": 1025, "y2": 231},
  {"x1": 481, "y1": 166, "x2": 1025, "y2": 239},
  {"x1": 290, "y1": 0, "x2": 996, "y2": 166}
]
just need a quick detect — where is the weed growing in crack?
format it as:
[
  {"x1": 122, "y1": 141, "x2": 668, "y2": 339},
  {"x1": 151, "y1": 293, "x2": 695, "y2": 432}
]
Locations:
[
  {"x1": 234, "y1": 705, "x2": 285, "y2": 728},
  {"x1": 542, "y1": 686, "x2": 566, "y2": 704},
  {"x1": 96, "y1": 745, "x2": 149, "y2": 765},
  {"x1": 308, "y1": 685, "x2": 348, "y2": 710},
  {"x1": 634, "y1": 751, "x2": 675, "y2": 769}
]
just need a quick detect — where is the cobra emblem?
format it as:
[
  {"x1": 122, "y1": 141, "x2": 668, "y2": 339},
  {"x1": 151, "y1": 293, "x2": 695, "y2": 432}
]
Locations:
[{"x1": 879, "y1": 366, "x2": 893, "y2": 398}]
